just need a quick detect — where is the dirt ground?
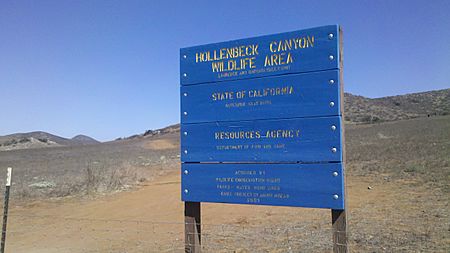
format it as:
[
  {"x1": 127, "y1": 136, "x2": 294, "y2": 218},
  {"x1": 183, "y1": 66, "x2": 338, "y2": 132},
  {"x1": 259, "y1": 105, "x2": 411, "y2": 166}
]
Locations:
[
  {"x1": 2, "y1": 116, "x2": 449, "y2": 252},
  {"x1": 5, "y1": 168, "x2": 449, "y2": 253}
]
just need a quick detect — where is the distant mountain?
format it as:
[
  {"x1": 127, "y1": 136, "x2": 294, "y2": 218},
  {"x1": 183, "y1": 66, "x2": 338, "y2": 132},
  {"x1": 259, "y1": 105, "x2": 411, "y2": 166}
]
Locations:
[
  {"x1": 3, "y1": 89, "x2": 448, "y2": 149},
  {"x1": 116, "y1": 124, "x2": 180, "y2": 141},
  {"x1": 71, "y1": 135, "x2": 100, "y2": 145},
  {"x1": 344, "y1": 88, "x2": 449, "y2": 123},
  {"x1": 0, "y1": 132, "x2": 100, "y2": 151},
  {"x1": 127, "y1": 88, "x2": 449, "y2": 140}
]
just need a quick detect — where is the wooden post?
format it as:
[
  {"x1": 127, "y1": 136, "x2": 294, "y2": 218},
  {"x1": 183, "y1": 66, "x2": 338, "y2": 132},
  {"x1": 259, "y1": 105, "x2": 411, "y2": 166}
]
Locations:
[
  {"x1": 332, "y1": 26, "x2": 348, "y2": 253},
  {"x1": 1, "y1": 168, "x2": 12, "y2": 253},
  {"x1": 185, "y1": 201, "x2": 201, "y2": 253},
  {"x1": 332, "y1": 209, "x2": 347, "y2": 252}
]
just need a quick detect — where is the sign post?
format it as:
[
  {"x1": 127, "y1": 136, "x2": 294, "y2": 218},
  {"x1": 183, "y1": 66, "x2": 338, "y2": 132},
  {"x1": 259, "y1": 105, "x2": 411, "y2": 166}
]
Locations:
[
  {"x1": 184, "y1": 201, "x2": 201, "y2": 253},
  {"x1": 1, "y1": 167, "x2": 12, "y2": 253},
  {"x1": 180, "y1": 25, "x2": 347, "y2": 252},
  {"x1": 332, "y1": 26, "x2": 347, "y2": 252}
]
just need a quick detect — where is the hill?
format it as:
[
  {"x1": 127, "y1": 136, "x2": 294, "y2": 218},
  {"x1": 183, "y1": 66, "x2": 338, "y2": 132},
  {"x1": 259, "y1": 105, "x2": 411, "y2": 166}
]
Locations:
[
  {"x1": 2, "y1": 88, "x2": 448, "y2": 148},
  {"x1": 128, "y1": 88, "x2": 450, "y2": 139},
  {"x1": 0, "y1": 131, "x2": 99, "y2": 151},
  {"x1": 344, "y1": 88, "x2": 449, "y2": 123},
  {"x1": 71, "y1": 135, "x2": 101, "y2": 145},
  {"x1": 1, "y1": 115, "x2": 448, "y2": 252}
]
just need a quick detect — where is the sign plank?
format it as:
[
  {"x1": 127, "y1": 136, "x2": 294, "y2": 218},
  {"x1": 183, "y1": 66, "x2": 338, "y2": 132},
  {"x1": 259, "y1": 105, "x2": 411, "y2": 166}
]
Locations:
[
  {"x1": 181, "y1": 70, "x2": 341, "y2": 123},
  {"x1": 180, "y1": 25, "x2": 339, "y2": 85},
  {"x1": 182, "y1": 163, "x2": 345, "y2": 209},
  {"x1": 181, "y1": 116, "x2": 342, "y2": 163}
]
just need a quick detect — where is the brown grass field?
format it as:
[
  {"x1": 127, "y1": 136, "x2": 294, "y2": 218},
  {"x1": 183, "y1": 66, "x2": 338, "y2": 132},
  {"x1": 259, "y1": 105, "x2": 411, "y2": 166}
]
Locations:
[{"x1": 0, "y1": 115, "x2": 449, "y2": 252}]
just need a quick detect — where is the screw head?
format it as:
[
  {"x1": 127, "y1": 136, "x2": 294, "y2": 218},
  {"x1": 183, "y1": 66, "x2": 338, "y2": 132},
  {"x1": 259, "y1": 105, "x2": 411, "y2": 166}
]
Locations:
[
  {"x1": 328, "y1": 33, "x2": 334, "y2": 39},
  {"x1": 329, "y1": 79, "x2": 335, "y2": 85},
  {"x1": 333, "y1": 171, "x2": 338, "y2": 177},
  {"x1": 183, "y1": 73, "x2": 187, "y2": 77},
  {"x1": 329, "y1": 55, "x2": 334, "y2": 61},
  {"x1": 331, "y1": 125, "x2": 337, "y2": 131},
  {"x1": 184, "y1": 189, "x2": 189, "y2": 194},
  {"x1": 184, "y1": 150, "x2": 188, "y2": 154},
  {"x1": 331, "y1": 147, "x2": 337, "y2": 153},
  {"x1": 330, "y1": 101, "x2": 335, "y2": 107},
  {"x1": 183, "y1": 111, "x2": 188, "y2": 116},
  {"x1": 183, "y1": 92, "x2": 188, "y2": 97},
  {"x1": 184, "y1": 170, "x2": 189, "y2": 175},
  {"x1": 333, "y1": 194, "x2": 339, "y2": 200},
  {"x1": 183, "y1": 131, "x2": 188, "y2": 136}
]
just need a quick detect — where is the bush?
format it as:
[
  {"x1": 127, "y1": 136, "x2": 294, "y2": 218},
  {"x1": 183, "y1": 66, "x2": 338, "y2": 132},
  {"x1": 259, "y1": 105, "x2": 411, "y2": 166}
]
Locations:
[{"x1": 38, "y1": 138, "x2": 48, "y2": 143}]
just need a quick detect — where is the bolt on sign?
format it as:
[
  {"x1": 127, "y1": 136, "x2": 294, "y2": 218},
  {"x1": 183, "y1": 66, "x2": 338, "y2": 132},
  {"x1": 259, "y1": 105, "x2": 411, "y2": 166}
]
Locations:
[{"x1": 180, "y1": 25, "x2": 348, "y2": 252}]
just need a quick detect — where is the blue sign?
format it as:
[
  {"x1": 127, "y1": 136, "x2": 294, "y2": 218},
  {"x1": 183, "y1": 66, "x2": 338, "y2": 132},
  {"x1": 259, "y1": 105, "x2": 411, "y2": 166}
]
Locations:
[
  {"x1": 181, "y1": 116, "x2": 342, "y2": 163},
  {"x1": 180, "y1": 25, "x2": 339, "y2": 85},
  {"x1": 181, "y1": 70, "x2": 341, "y2": 123},
  {"x1": 180, "y1": 25, "x2": 345, "y2": 209},
  {"x1": 182, "y1": 163, "x2": 344, "y2": 209}
]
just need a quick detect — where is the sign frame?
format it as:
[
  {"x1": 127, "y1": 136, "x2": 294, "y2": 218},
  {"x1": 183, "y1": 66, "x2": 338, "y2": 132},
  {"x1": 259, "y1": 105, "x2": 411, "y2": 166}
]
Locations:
[{"x1": 181, "y1": 25, "x2": 348, "y2": 252}]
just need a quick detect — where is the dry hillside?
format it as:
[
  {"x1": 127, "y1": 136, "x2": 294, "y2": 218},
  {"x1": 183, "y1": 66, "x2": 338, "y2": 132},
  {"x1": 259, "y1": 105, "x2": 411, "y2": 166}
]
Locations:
[
  {"x1": 0, "y1": 115, "x2": 448, "y2": 252},
  {"x1": 344, "y1": 88, "x2": 449, "y2": 123},
  {"x1": 0, "y1": 89, "x2": 449, "y2": 252}
]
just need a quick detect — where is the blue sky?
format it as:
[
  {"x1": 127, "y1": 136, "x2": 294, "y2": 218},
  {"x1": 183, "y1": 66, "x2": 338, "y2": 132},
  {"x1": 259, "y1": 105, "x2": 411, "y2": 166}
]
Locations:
[{"x1": 0, "y1": 0, "x2": 449, "y2": 141}]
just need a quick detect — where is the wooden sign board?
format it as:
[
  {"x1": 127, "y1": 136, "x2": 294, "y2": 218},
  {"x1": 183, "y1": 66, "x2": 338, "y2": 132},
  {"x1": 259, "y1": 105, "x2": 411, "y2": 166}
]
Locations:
[
  {"x1": 181, "y1": 116, "x2": 343, "y2": 163},
  {"x1": 181, "y1": 70, "x2": 341, "y2": 123},
  {"x1": 182, "y1": 163, "x2": 344, "y2": 209},
  {"x1": 181, "y1": 24, "x2": 348, "y2": 252},
  {"x1": 180, "y1": 25, "x2": 339, "y2": 85},
  {"x1": 181, "y1": 25, "x2": 345, "y2": 209}
]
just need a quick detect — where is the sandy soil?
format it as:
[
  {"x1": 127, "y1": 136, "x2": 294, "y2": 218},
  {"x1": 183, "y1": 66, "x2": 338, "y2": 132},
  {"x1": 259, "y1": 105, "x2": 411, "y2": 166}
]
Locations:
[
  {"x1": 5, "y1": 169, "x2": 448, "y2": 252},
  {"x1": 2, "y1": 116, "x2": 449, "y2": 252}
]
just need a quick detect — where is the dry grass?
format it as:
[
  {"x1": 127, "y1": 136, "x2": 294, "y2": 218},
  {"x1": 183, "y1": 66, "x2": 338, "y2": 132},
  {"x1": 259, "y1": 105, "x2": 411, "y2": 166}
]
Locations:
[
  {"x1": 0, "y1": 137, "x2": 179, "y2": 199},
  {"x1": 344, "y1": 89, "x2": 450, "y2": 123},
  {"x1": 0, "y1": 116, "x2": 449, "y2": 252}
]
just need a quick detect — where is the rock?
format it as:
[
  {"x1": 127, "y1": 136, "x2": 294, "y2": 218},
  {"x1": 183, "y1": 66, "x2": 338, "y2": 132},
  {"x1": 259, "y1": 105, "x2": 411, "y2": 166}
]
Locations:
[{"x1": 29, "y1": 181, "x2": 56, "y2": 189}]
